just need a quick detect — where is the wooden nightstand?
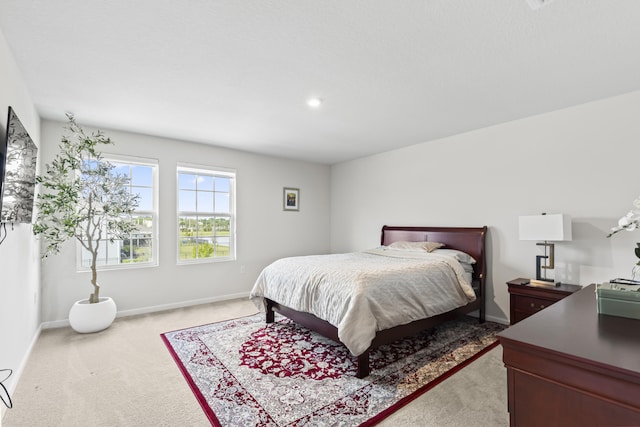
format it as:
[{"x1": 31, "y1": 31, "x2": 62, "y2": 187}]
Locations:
[{"x1": 507, "y1": 278, "x2": 582, "y2": 325}]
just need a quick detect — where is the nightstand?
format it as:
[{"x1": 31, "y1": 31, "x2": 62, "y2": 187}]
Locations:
[{"x1": 507, "y1": 278, "x2": 582, "y2": 325}]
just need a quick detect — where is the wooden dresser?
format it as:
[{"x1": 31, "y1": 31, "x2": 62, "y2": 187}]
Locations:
[{"x1": 498, "y1": 284, "x2": 640, "y2": 426}]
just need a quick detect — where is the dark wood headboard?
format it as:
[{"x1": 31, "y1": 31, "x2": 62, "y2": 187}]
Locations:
[{"x1": 380, "y1": 225, "x2": 488, "y2": 289}]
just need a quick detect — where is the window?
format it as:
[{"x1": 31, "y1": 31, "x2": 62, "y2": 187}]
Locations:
[
  {"x1": 177, "y1": 165, "x2": 235, "y2": 263},
  {"x1": 79, "y1": 156, "x2": 158, "y2": 269}
]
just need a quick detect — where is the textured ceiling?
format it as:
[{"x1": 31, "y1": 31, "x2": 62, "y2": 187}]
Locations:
[{"x1": 1, "y1": 1, "x2": 640, "y2": 164}]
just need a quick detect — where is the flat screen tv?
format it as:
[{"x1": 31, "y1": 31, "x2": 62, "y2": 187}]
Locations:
[
  {"x1": 0, "y1": 121, "x2": 6, "y2": 219},
  {"x1": 0, "y1": 107, "x2": 38, "y2": 223}
]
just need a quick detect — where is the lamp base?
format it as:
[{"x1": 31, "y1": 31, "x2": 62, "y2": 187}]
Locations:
[{"x1": 529, "y1": 279, "x2": 559, "y2": 288}]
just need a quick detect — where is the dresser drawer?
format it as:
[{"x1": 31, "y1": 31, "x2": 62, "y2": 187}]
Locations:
[{"x1": 513, "y1": 295, "x2": 554, "y2": 314}]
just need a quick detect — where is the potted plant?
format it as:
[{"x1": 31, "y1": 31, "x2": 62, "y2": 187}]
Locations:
[
  {"x1": 607, "y1": 195, "x2": 640, "y2": 281},
  {"x1": 33, "y1": 114, "x2": 139, "y2": 333}
]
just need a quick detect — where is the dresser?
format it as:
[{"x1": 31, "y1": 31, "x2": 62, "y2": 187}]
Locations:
[
  {"x1": 498, "y1": 284, "x2": 640, "y2": 426},
  {"x1": 507, "y1": 278, "x2": 581, "y2": 325}
]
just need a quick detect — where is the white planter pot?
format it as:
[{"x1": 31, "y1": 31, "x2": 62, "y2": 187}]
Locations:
[{"x1": 68, "y1": 297, "x2": 117, "y2": 333}]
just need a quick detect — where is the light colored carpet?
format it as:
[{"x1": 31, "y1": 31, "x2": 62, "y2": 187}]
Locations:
[{"x1": 1, "y1": 298, "x2": 508, "y2": 426}]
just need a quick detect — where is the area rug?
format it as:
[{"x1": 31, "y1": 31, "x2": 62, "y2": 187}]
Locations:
[{"x1": 161, "y1": 313, "x2": 505, "y2": 427}]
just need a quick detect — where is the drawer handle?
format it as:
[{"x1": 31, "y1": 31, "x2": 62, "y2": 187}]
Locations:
[
  {"x1": 539, "y1": 304, "x2": 545, "y2": 309},
  {"x1": 530, "y1": 303, "x2": 546, "y2": 310}
]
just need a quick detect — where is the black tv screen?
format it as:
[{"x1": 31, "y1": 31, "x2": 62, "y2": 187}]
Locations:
[
  {"x1": 0, "y1": 107, "x2": 38, "y2": 223},
  {"x1": 0, "y1": 121, "x2": 6, "y2": 217}
]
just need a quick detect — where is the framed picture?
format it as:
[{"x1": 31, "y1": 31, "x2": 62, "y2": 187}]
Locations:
[{"x1": 283, "y1": 187, "x2": 300, "y2": 211}]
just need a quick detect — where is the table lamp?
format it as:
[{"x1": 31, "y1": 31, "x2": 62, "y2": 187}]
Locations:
[{"x1": 519, "y1": 213, "x2": 572, "y2": 287}]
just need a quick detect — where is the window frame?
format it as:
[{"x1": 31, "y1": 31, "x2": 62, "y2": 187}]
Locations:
[
  {"x1": 176, "y1": 163, "x2": 236, "y2": 264},
  {"x1": 76, "y1": 154, "x2": 159, "y2": 272}
]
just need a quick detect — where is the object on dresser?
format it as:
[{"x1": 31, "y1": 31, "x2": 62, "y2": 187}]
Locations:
[
  {"x1": 609, "y1": 278, "x2": 640, "y2": 286},
  {"x1": 528, "y1": 279, "x2": 560, "y2": 288},
  {"x1": 596, "y1": 282, "x2": 640, "y2": 320}
]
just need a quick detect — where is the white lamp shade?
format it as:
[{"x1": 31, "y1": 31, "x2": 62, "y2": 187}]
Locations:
[{"x1": 519, "y1": 214, "x2": 572, "y2": 241}]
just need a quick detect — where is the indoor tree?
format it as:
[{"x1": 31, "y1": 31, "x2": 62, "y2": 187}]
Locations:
[{"x1": 33, "y1": 114, "x2": 140, "y2": 303}]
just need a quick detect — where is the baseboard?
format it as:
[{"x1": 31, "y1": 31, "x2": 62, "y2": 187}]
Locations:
[
  {"x1": 40, "y1": 292, "x2": 250, "y2": 330},
  {"x1": 485, "y1": 313, "x2": 509, "y2": 325}
]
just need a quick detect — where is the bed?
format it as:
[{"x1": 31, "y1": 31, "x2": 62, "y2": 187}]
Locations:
[{"x1": 250, "y1": 225, "x2": 487, "y2": 378}]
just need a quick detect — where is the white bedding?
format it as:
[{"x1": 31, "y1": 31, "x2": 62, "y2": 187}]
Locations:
[{"x1": 249, "y1": 248, "x2": 477, "y2": 356}]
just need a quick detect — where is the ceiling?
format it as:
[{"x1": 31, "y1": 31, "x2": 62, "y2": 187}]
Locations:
[{"x1": 1, "y1": 1, "x2": 640, "y2": 165}]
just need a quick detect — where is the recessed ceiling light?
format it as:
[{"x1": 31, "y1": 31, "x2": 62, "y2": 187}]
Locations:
[
  {"x1": 526, "y1": 0, "x2": 555, "y2": 10},
  {"x1": 307, "y1": 97, "x2": 323, "y2": 108}
]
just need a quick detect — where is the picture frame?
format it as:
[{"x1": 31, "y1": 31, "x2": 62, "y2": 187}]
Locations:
[{"x1": 283, "y1": 187, "x2": 299, "y2": 211}]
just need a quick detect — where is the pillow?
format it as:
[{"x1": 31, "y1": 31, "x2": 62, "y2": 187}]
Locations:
[
  {"x1": 433, "y1": 248, "x2": 477, "y2": 264},
  {"x1": 388, "y1": 241, "x2": 444, "y2": 252},
  {"x1": 460, "y1": 262, "x2": 474, "y2": 273}
]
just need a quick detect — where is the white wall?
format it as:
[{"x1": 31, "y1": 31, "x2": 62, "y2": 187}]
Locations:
[
  {"x1": 39, "y1": 120, "x2": 331, "y2": 324},
  {"x1": 0, "y1": 28, "x2": 41, "y2": 412},
  {"x1": 331, "y1": 90, "x2": 640, "y2": 324}
]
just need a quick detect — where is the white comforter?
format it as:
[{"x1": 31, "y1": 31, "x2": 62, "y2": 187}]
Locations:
[{"x1": 249, "y1": 248, "x2": 477, "y2": 356}]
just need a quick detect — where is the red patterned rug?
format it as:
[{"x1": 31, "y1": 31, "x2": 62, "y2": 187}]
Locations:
[{"x1": 161, "y1": 313, "x2": 505, "y2": 426}]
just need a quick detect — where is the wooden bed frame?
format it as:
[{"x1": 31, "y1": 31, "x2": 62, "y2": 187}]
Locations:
[{"x1": 265, "y1": 225, "x2": 488, "y2": 378}]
